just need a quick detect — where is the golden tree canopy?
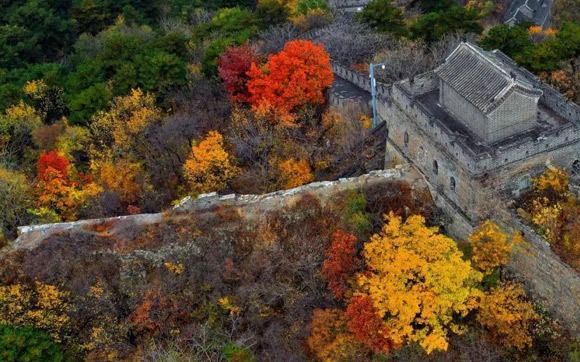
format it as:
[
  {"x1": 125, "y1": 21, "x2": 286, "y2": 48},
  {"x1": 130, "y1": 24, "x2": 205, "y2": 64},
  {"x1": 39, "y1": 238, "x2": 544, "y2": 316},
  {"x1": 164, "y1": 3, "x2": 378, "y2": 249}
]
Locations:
[
  {"x1": 357, "y1": 212, "x2": 482, "y2": 354},
  {"x1": 89, "y1": 89, "x2": 161, "y2": 161},
  {"x1": 477, "y1": 282, "x2": 539, "y2": 350},
  {"x1": 183, "y1": 131, "x2": 239, "y2": 194},
  {"x1": 469, "y1": 220, "x2": 516, "y2": 274}
]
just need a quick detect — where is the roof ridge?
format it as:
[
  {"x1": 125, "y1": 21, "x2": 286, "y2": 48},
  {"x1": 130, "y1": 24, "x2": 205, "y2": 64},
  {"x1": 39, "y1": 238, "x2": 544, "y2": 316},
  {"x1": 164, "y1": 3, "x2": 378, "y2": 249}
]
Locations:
[
  {"x1": 462, "y1": 42, "x2": 512, "y2": 80},
  {"x1": 465, "y1": 42, "x2": 538, "y2": 93},
  {"x1": 461, "y1": 42, "x2": 519, "y2": 108}
]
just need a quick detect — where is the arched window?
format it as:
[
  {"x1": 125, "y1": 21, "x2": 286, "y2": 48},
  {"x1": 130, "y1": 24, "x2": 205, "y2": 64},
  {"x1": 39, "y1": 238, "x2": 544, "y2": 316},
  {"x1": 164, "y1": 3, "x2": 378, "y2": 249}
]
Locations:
[
  {"x1": 450, "y1": 176, "x2": 456, "y2": 191},
  {"x1": 433, "y1": 160, "x2": 439, "y2": 175},
  {"x1": 404, "y1": 131, "x2": 409, "y2": 147}
]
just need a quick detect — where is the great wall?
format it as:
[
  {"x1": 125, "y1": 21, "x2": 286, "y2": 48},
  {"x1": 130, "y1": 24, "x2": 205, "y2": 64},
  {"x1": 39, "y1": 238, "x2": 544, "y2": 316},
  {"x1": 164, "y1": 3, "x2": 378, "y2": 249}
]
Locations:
[{"x1": 9, "y1": 27, "x2": 580, "y2": 338}]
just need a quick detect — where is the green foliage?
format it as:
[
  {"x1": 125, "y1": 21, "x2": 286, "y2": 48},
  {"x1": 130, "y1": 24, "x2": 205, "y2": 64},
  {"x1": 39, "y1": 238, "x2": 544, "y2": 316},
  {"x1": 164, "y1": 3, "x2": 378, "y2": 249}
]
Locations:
[
  {"x1": 357, "y1": 0, "x2": 406, "y2": 35},
  {"x1": 481, "y1": 267, "x2": 501, "y2": 290},
  {"x1": 256, "y1": 0, "x2": 290, "y2": 27},
  {"x1": 344, "y1": 192, "x2": 372, "y2": 237},
  {"x1": 64, "y1": 22, "x2": 188, "y2": 123},
  {"x1": 0, "y1": 0, "x2": 74, "y2": 66},
  {"x1": 203, "y1": 36, "x2": 251, "y2": 78},
  {"x1": 196, "y1": 7, "x2": 258, "y2": 77},
  {"x1": 411, "y1": 6, "x2": 483, "y2": 43},
  {"x1": 295, "y1": 0, "x2": 330, "y2": 15},
  {"x1": 205, "y1": 7, "x2": 259, "y2": 38},
  {"x1": 0, "y1": 63, "x2": 62, "y2": 113},
  {"x1": 516, "y1": 22, "x2": 580, "y2": 72},
  {"x1": 418, "y1": 0, "x2": 455, "y2": 12},
  {"x1": 0, "y1": 168, "x2": 34, "y2": 240},
  {"x1": 480, "y1": 24, "x2": 533, "y2": 58},
  {"x1": 0, "y1": 324, "x2": 64, "y2": 362},
  {"x1": 222, "y1": 343, "x2": 255, "y2": 362}
]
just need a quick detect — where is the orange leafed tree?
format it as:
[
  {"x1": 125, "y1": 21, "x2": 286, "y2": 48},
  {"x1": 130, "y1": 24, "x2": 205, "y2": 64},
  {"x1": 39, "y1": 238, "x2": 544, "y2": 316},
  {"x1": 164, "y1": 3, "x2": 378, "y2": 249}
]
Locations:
[
  {"x1": 35, "y1": 151, "x2": 101, "y2": 221},
  {"x1": 345, "y1": 295, "x2": 394, "y2": 354},
  {"x1": 37, "y1": 150, "x2": 70, "y2": 180},
  {"x1": 277, "y1": 158, "x2": 314, "y2": 189},
  {"x1": 247, "y1": 40, "x2": 333, "y2": 125},
  {"x1": 306, "y1": 308, "x2": 366, "y2": 362},
  {"x1": 321, "y1": 230, "x2": 359, "y2": 299}
]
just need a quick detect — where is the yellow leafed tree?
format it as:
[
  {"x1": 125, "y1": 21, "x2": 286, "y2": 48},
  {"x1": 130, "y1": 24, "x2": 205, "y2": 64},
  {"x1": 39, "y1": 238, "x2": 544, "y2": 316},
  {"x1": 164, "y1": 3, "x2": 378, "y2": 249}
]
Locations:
[
  {"x1": 469, "y1": 220, "x2": 517, "y2": 274},
  {"x1": 183, "y1": 131, "x2": 239, "y2": 194},
  {"x1": 477, "y1": 282, "x2": 539, "y2": 350},
  {"x1": 277, "y1": 158, "x2": 314, "y2": 189},
  {"x1": 0, "y1": 282, "x2": 72, "y2": 342},
  {"x1": 533, "y1": 167, "x2": 569, "y2": 196},
  {"x1": 357, "y1": 212, "x2": 482, "y2": 354},
  {"x1": 89, "y1": 89, "x2": 161, "y2": 161}
]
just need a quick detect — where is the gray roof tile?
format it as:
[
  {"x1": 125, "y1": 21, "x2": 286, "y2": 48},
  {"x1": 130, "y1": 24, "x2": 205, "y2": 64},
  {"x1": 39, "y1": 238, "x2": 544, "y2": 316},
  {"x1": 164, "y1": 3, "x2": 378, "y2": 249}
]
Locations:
[{"x1": 434, "y1": 42, "x2": 542, "y2": 113}]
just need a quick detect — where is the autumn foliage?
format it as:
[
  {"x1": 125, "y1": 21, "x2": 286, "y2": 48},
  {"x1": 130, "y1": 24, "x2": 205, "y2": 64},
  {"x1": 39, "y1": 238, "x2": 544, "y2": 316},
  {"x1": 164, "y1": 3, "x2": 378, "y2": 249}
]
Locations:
[
  {"x1": 469, "y1": 220, "x2": 516, "y2": 274},
  {"x1": 522, "y1": 167, "x2": 579, "y2": 271},
  {"x1": 306, "y1": 308, "x2": 366, "y2": 362},
  {"x1": 345, "y1": 295, "x2": 394, "y2": 353},
  {"x1": 218, "y1": 44, "x2": 258, "y2": 103},
  {"x1": 477, "y1": 282, "x2": 539, "y2": 350},
  {"x1": 321, "y1": 230, "x2": 359, "y2": 299},
  {"x1": 277, "y1": 158, "x2": 314, "y2": 189},
  {"x1": 37, "y1": 151, "x2": 70, "y2": 181},
  {"x1": 247, "y1": 40, "x2": 333, "y2": 125},
  {"x1": 183, "y1": 131, "x2": 240, "y2": 194},
  {"x1": 357, "y1": 212, "x2": 482, "y2": 354},
  {"x1": 35, "y1": 151, "x2": 101, "y2": 220}
]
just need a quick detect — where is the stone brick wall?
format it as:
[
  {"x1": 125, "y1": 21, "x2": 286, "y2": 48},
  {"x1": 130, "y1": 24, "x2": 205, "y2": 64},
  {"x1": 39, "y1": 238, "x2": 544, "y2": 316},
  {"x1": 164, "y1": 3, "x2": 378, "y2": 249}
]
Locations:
[
  {"x1": 440, "y1": 80, "x2": 488, "y2": 139},
  {"x1": 487, "y1": 90, "x2": 539, "y2": 142},
  {"x1": 381, "y1": 93, "x2": 481, "y2": 221},
  {"x1": 15, "y1": 169, "x2": 416, "y2": 250},
  {"x1": 328, "y1": 0, "x2": 369, "y2": 9}
]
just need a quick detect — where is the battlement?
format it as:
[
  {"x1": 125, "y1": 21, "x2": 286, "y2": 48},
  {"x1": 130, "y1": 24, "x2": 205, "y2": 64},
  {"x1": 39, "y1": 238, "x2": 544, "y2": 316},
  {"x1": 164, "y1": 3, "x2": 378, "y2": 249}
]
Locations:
[{"x1": 388, "y1": 71, "x2": 580, "y2": 178}]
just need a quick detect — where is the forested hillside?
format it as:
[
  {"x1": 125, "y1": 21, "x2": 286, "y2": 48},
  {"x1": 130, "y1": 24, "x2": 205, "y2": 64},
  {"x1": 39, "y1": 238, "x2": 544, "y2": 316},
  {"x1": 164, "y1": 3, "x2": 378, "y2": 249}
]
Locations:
[{"x1": 0, "y1": 0, "x2": 579, "y2": 361}]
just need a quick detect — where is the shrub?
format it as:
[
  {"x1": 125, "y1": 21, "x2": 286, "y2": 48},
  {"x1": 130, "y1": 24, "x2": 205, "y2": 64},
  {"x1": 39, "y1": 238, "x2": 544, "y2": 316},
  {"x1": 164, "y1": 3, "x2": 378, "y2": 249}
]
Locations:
[
  {"x1": 357, "y1": 0, "x2": 406, "y2": 35},
  {"x1": 0, "y1": 325, "x2": 64, "y2": 362},
  {"x1": 410, "y1": 6, "x2": 483, "y2": 43},
  {"x1": 256, "y1": 0, "x2": 290, "y2": 27},
  {"x1": 0, "y1": 167, "x2": 34, "y2": 239}
]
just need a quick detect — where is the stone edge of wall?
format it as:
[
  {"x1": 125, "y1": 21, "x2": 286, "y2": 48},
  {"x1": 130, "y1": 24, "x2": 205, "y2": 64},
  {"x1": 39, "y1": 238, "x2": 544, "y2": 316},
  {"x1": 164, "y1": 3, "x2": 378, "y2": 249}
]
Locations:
[{"x1": 14, "y1": 168, "x2": 407, "y2": 250}]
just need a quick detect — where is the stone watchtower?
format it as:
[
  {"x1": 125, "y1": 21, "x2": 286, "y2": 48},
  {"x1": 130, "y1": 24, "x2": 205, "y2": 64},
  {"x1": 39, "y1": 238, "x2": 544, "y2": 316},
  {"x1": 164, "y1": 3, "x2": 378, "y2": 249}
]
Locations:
[
  {"x1": 435, "y1": 42, "x2": 543, "y2": 144},
  {"x1": 380, "y1": 41, "x2": 580, "y2": 226}
]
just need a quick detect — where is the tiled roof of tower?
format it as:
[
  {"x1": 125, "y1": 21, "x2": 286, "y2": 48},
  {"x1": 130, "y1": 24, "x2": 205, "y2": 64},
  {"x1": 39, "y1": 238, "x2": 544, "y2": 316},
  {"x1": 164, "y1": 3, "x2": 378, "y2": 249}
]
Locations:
[
  {"x1": 434, "y1": 42, "x2": 542, "y2": 114},
  {"x1": 504, "y1": 0, "x2": 552, "y2": 27}
]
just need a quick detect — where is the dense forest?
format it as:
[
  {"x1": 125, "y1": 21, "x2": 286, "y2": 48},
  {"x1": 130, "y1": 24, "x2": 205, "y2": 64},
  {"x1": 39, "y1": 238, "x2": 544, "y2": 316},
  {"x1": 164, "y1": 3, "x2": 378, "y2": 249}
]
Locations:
[{"x1": 0, "y1": 0, "x2": 579, "y2": 360}]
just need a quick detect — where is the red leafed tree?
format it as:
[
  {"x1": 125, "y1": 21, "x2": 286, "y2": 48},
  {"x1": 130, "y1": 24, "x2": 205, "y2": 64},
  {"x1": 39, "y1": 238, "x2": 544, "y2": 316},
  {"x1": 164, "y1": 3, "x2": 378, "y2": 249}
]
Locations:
[
  {"x1": 345, "y1": 295, "x2": 394, "y2": 354},
  {"x1": 218, "y1": 44, "x2": 258, "y2": 103},
  {"x1": 321, "y1": 230, "x2": 359, "y2": 299},
  {"x1": 246, "y1": 40, "x2": 334, "y2": 125},
  {"x1": 37, "y1": 150, "x2": 69, "y2": 180}
]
